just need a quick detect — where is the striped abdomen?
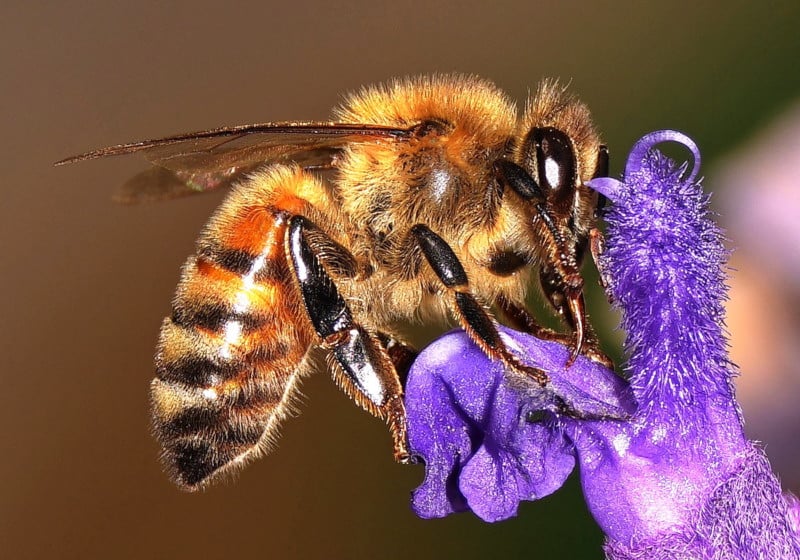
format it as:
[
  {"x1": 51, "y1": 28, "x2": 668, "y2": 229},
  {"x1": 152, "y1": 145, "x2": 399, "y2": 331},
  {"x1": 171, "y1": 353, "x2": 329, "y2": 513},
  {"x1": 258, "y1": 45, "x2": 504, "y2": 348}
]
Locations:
[{"x1": 151, "y1": 167, "x2": 322, "y2": 489}]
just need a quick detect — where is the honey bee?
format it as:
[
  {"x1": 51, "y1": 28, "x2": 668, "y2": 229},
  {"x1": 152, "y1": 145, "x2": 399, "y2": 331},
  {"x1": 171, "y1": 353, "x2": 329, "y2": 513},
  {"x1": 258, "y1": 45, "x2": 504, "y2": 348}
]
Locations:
[{"x1": 58, "y1": 75, "x2": 611, "y2": 490}]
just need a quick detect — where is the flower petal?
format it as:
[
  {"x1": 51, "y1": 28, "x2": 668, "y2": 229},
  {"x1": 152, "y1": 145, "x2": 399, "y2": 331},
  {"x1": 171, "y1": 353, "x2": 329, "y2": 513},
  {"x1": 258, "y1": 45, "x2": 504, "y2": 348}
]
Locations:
[{"x1": 406, "y1": 327, "x2": 631, "y2": 521}]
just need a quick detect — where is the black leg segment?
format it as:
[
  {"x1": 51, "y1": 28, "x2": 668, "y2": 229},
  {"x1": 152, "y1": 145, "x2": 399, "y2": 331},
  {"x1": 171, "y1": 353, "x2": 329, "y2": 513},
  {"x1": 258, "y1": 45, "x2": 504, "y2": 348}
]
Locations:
[
  {"x1": 287, "y1": 216, "x2": 352, "y2": 338},
  {"x1": 409, "y1": 224, "x2": 468, "y2": 287},
  {"x1": 493, "y1": 159, "x2": 545, "y2": 201},
  {"x1": 453, "y1": 291, "x2": 507, "y2": 355},
  {"x1": 593, "y1": 144, "x2": 610, "y2": 213},
  {"x1": 411, "y1": 224, "x2": 549, "y2": 386},
  {"x1": 286, "y1": 215, "x2": 410, "y2": 462}
]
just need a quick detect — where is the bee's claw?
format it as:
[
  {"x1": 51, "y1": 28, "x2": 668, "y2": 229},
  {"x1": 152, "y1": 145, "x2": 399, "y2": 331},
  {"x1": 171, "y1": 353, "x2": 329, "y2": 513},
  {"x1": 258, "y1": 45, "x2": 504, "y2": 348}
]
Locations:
[{"x1": 566, "y1": 342, "x2": 580, "y2": 367}]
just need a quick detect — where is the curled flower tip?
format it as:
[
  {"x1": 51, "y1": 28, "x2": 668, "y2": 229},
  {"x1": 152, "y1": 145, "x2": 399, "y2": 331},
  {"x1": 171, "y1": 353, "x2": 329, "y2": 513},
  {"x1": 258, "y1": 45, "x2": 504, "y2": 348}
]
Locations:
[
  {"x1": 588, "y1": 130, "x2": 701, "y2": 204},
  {"x1": 625, "y1": 130, "x2": 701, "y2": 184}
]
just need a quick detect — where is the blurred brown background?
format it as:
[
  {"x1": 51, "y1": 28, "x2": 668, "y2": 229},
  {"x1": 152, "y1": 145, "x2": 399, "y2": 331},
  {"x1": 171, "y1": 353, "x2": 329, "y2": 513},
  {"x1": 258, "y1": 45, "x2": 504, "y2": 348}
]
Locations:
[{"x1": 3, "y1": 2, "x2": 800, "y2": 559}]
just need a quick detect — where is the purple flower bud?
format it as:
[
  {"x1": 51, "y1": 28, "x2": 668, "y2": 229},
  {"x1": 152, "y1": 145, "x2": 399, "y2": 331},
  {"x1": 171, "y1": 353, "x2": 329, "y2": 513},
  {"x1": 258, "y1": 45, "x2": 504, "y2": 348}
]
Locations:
[{"x1": 405, "y1": 131, "x2": 800, "y2": 558}]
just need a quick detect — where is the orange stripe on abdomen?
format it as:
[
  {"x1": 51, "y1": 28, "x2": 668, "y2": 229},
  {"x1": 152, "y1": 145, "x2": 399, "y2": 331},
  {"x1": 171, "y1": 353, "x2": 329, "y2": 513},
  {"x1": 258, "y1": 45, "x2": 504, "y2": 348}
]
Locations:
[{"x1": 151, "y1": 195, "x2": 315, "y2": 489}]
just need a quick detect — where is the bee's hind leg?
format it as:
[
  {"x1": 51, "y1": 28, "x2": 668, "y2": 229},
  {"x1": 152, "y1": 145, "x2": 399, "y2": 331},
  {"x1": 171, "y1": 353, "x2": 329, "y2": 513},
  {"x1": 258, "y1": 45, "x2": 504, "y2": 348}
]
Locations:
[{"x1": 285, "y1": 216, "x2": 412, "y2": 463}]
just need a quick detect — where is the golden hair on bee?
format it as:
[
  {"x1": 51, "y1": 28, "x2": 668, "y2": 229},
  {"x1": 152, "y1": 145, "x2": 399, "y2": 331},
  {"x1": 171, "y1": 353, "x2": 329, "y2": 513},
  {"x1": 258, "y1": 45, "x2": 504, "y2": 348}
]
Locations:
[
  {"x1": 335, "y1": 74, "x2": 517, "y2": 137},
  {"x1": 58, "y1": 74, "x2": 612, "y2": 490},
  {"x1": 518, "y1": 79, "x2": 601, "y2": 181}
]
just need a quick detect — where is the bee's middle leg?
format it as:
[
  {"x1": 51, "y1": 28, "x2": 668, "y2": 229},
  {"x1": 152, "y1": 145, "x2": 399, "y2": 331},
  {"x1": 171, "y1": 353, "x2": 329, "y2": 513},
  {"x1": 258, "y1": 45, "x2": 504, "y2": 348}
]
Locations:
[
  {"x1": 286, "y1": 216, "x2": 411, "y2": 463},
  {"x1": 410, "y1": 224, "x2": 549, "y2": 387}
]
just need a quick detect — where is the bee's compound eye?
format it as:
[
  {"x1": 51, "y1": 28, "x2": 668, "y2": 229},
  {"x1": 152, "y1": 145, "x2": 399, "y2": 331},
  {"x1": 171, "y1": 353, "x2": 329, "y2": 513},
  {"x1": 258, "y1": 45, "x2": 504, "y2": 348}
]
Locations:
[{"x1": 531, "y1": 127, "x2": 577, "y2": 192}]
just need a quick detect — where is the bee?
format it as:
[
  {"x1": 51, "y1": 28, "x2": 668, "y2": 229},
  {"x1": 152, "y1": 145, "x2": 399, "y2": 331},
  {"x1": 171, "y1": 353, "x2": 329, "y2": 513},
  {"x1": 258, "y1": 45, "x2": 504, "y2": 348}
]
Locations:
[{"x1": 57, "y1": 75, "x2": 611, "y2": 490}]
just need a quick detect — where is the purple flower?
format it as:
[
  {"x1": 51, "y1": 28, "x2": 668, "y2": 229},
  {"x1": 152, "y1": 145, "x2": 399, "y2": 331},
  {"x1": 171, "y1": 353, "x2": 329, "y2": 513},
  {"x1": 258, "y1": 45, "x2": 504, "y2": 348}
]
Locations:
[
  {"x1": 405, "y1": 131, "x2": 800, "y2": 558},
  {"x1": 406, "y1": 327, "x2": 633, "y2": 522}
]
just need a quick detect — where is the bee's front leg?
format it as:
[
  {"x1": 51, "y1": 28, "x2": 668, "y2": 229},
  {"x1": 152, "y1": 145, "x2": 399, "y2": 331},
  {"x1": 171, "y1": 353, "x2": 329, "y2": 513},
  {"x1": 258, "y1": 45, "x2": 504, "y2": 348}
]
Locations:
[
  {"x1": 537, "y1": 266, "x2": 592, "y2": 364},
  {"x1": 286, "y1": 216, "x2": 413, "y2": 464},
  {"x1": 494, "y1": 147, "x2": 612, "y2": 370},
  {"x1": 498, "y1": 287, "x2": 613, "y2": 371},
  {"x1": 494, "y1": 157, "x2": 589, "y2": 366}
]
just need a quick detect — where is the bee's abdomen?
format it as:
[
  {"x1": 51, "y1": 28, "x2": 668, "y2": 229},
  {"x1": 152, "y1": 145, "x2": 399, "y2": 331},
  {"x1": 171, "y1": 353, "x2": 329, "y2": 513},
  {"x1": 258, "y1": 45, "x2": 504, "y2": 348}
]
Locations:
[{"x1": 151, "y1": 197, "x2": 314, "y2": 490}]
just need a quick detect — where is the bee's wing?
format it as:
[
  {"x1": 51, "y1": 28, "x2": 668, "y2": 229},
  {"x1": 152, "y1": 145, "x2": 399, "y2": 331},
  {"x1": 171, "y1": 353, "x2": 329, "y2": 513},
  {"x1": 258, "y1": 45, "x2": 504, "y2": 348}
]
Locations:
[{"x1": 55, "y1": 122, "x2": 413, "y2": 203}]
